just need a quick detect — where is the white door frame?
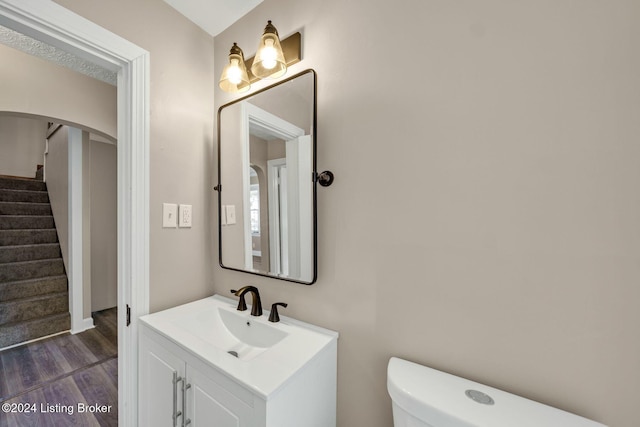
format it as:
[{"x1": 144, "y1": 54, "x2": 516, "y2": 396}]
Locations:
[
  {"x1": 285, "y1": 135, "x2": 313, "y2": 281},
  {"x1": 267, "y1": 158, "x2": 287, "y2": 275},
  {"x1": 0, "y1": 1, "x2": 150, "y2": 426}
]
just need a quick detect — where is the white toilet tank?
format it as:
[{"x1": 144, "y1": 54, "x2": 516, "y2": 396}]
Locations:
[{"x1": 387, "y1": 357, "x2": 606, "y2": 427}]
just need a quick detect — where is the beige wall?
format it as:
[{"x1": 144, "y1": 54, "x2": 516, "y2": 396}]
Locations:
[
  {"x1": 248, "y1": 79, "x2": 312, "y2": 134},
  {"x1": 45, "y1": 126, "x2": 70, "y2": 273},
  {"x1": 214, "y1": 1, "x2": 640, "y2": 427},
  {"x1": 0, "y1": 44, "x2": 116, "y2": 139},
  {"x1": 90, "y1": 140, "x2": 117, "y2": 312},
  {"x1": 35, "y1": 1, "x2": 639, "y2": 426},
  {"x1": 219, "y1": 101, "x2": 246, "y2": 268},
  {"x1": 46, "y1": 126, "x2": 117, "y2": 317},
  {"x1": 54, "y1": 0, "x2": 216, "y2": 311},
  {"x1": 0, "y1": 116, "x2": 47, "y2": 178}
]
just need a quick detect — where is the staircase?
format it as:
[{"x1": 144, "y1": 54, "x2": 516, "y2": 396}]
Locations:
[{"x1": 0, "y1": 175, "x2": 70, "y2": 349}]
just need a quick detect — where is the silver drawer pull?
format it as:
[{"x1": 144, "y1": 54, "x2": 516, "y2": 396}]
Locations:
[
  {"x1": 182, "y1": 382, "x2": 192, "y2": 426},
  {"x1": 172, "y1": 372, "x2": 183, "y2": 427}
]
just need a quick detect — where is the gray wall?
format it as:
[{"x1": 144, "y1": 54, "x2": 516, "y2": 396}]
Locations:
[
  {"x1": 214, "y1": 1, "x2": 640, "y2": 427},
  {"x1": 0, "y1": 116, "x2": 47, "y2": 178}
]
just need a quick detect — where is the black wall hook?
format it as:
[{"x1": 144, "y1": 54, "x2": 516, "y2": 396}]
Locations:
[{"x1": 316, "y1": 171, "x2": 334, "y2": 187}]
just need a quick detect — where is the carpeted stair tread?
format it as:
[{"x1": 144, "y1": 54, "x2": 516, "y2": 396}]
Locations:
[
  {"x1": 0, "y1": 176, "x2": 47, "y2": 192},
  {"x1": 0, "y1": 229, "x2": 58, "y2": 246},
  {"x1": 0, "y1": 275, "x2": 67, "y2": 301},
  {"x1": 0, "y1": 291, "x2": 68, "y2": 324},
  {"x1": 0, "y1": 215, "x2": 55, "y2": 230},
  {"x1": 0, "y1": 312, "x2": 70, "y2": 349},
  {"x1": 0, "y1": 174, "x2": 69, "y2": 349},
  {"x1": 0, "y1": 243, "x2": 62, "y2": 264},
  {"x1": 0, "y1": 188, "x2": 49, "y2": 203},
  {"x1": 0, "y1": 201, "x2": 52, "y2": 216},
  {"x1": 0, "y1": 258, "x2": 65, "y2": 282}
]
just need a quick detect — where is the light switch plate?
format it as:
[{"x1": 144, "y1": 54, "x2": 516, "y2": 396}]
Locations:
[
  {"x1": 221, "y1": 205, "x2": 227, "y2": 226},
  {"x1": 179, "y1": 204, "x2": 192, "y2": 228},
  {"x1": 225, "y1": 205, "x2": 236, "y2": 225},
  {"x1": 162, "y1": 203, "x2": 177, "y2": 228}
]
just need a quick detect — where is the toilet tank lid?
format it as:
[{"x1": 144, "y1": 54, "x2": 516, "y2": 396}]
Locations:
[{"x1": 387, "y1": 358, "x2": 606, "y2": 427}]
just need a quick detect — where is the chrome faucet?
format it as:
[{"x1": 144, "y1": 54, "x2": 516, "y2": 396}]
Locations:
[{"x1": 230, "y1": 286, "x2": 263, "y2": 316}]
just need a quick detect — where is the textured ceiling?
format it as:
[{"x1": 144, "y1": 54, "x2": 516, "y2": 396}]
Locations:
[{"x1": 0, "y1": 25, "x2": 117, "y2": 86}]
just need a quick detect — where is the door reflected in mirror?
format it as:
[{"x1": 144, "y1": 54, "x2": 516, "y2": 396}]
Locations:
[{"x1": 217, "y1": 70, "x2": 316, "y2": 284}]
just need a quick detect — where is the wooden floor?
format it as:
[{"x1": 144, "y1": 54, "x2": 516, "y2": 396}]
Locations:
[{"x1": 0, "y1": 308, "x2": 117, "y2": 427}]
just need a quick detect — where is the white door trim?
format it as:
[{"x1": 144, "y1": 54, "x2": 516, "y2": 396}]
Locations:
[
  {"x1": 243, "y1": 102, "x2": 304, "y2": 271},
  {"x1": 67, "y1": 127, "x2": 85, "y2": 334},
  {"x1": 0, "y1": 1, "x2": 150, "y2": 426},
  {"x1": 267, "y1": 158, "x2": 287, "y2": 274}
]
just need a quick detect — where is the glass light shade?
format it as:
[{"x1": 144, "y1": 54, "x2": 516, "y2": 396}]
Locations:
[
  {"x1": 250, "y1": 21, "x2": 287, "y2": 79},
  {"x1": 219, "y1": 43, "x2": 250, "y2": 93}
]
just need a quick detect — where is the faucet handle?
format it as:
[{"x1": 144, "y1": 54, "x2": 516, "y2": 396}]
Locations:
[
  {"x1": 268, "y1": 302, "x2": 288, "y2": 323},
  {"x1": 230, "y1": 289, "x2": 247, "y2": 311}
]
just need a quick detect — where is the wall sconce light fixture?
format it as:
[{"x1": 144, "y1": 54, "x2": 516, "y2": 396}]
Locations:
[
  {"x1": 219, "y1": 21, "x2": 301, "y2": 93},
  {"x1": 219, "y1": 43, "x2": 251, "y2": 93},
  {"x1": 251, "y1": 20, "x2": 286, "y2": 79}
]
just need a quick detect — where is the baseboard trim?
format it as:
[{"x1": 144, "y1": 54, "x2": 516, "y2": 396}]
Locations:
[
  {"x1": 71, "y1": 317, "x2": 95, "y2": 335},
  {"x1": 0, "y1": 329, "x2": 69, "y2": 352}
]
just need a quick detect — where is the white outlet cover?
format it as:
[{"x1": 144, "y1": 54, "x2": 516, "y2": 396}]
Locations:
[
  {"x1": 163, "y1": 203, "x2": 178, "y2": 228},
  {"x1": 179, "y1": 204, "x2": 192, "y2": 228},
  {"x1": 226, "y1": 205, "x2": 236, "y2": 225}
]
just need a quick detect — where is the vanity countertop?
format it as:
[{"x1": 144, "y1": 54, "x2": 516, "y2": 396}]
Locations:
[{"x1": 139, "y1": 294, "x2": 338, "y2": 399}]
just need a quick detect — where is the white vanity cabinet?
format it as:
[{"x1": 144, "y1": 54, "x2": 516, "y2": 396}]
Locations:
[
  {"x1": 139, "y1": 326, "x2": 256, "y2": 427},
  {"x1": 138, "y1": 295, "x2": 339, "y2": 427}
]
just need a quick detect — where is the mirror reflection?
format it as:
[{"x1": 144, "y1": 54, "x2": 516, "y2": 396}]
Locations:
[{"x1": 218, "y1": 70, "x2": 316, "y2": 284}]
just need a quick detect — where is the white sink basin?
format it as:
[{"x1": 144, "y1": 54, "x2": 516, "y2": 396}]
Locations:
[
  {"x1": 191, "y1": 306, "x2": 287, "y2": 360},
  {"x1": 218, "y1": 308, "x2": 287, "y2": 348},
  {"x1": 139, "y1": 294, "x2": 338, "y2": 397}
]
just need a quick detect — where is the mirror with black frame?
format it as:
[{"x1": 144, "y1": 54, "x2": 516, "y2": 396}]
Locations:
[{"x1": 217, "y1": 69, "x2": 317, "y2": 284}]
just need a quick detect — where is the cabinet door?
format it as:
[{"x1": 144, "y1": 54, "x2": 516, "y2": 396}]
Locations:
[
  {"x1": 140, "y1": 333, "x2": 186, "y2": 427},
  {"x1": 186, "y1": 364, "x2": 255, "y2": 427}
]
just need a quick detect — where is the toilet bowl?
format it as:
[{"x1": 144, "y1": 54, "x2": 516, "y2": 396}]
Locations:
[{"x1": 387, "y1": 357, "x2": 606, "y2": 427}]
